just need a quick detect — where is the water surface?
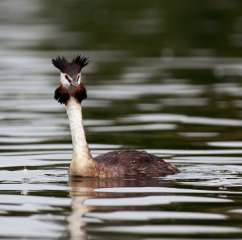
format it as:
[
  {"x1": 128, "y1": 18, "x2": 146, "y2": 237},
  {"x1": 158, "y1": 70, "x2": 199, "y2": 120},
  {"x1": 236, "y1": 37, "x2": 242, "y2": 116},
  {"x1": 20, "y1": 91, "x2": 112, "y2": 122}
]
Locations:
[{"x1": 0, "y1": 0, "x2": 242, "y2": 239}]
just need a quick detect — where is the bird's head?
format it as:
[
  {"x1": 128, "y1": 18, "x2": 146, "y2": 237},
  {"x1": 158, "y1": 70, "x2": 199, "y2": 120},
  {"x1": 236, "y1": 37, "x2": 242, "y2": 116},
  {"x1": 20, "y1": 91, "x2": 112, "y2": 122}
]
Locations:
[{"x1": 52, "y1": 55, "x2": 89, "y2": 104}]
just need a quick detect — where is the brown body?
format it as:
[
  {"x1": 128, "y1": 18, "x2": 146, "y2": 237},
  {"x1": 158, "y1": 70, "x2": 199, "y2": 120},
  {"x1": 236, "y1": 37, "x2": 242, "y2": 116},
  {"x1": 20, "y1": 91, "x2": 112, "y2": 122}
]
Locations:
[{"x1": 71, "y1": 150, "x2": 179, "y2": 178}]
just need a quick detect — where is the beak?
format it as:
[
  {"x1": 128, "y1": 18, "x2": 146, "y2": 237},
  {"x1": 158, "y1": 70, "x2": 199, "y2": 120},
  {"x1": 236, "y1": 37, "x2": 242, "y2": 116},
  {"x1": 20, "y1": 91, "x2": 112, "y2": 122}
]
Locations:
[{"x1": 70, "y1": 80, "x2": 79, "y2": 87}]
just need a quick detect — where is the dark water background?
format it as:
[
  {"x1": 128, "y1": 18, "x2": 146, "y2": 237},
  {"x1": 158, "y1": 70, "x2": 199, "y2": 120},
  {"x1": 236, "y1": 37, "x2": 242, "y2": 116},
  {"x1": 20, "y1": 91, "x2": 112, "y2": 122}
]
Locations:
[{"x1": 0, "y1": 0, "x2": 242, "y2": 239}]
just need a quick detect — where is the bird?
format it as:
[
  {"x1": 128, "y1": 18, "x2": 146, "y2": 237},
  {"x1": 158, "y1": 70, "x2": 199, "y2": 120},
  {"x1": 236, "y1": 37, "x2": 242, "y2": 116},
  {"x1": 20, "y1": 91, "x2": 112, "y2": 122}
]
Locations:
[{"x1": 52, "y1": 54, "x2": 179, "y2": 178}]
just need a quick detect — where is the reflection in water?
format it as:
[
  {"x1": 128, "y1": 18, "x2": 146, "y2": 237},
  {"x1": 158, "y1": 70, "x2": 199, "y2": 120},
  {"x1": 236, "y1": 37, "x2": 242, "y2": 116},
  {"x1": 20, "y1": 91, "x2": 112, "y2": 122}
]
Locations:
[
  {"x1": 68, "y1": 178, "x2": 172, "y2": 239},
  {"x1": 68, "y1": 177, "x2": 242, "y2": 239}
]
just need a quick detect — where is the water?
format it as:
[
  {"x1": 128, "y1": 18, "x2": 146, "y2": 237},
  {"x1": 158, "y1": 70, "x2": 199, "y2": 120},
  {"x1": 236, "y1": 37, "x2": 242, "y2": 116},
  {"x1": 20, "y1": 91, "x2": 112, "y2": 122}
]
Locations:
[{"x1": 0, "y1": 0, "x2": 242, "y2": 239}]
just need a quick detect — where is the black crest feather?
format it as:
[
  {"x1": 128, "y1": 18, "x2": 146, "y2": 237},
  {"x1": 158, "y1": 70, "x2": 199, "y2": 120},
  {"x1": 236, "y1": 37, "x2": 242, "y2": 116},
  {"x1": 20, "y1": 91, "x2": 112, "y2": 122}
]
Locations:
[
  {"x1": 52, "y1": 54, "x2": 89, "y2": 73},
  {"x1": 52, "y1": 56, "x2": 68, "y2": 72},
  {"x1": 72, "y1": 55, "x2": 89, "y2": 69}
]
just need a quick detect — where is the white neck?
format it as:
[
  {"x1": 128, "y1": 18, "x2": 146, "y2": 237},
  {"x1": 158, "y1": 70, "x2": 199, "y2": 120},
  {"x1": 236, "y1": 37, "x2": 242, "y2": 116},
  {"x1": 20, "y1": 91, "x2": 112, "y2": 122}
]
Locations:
[{"x1": 65, "y1": 97, "x2": 94, "y2": 176}]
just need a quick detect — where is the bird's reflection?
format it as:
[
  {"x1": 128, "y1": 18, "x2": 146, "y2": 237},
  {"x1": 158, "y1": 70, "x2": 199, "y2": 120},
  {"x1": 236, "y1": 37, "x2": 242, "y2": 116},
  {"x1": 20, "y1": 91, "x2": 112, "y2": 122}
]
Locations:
[{"x1": 68, "y1": 177, "x2": 169, "y2": 239}]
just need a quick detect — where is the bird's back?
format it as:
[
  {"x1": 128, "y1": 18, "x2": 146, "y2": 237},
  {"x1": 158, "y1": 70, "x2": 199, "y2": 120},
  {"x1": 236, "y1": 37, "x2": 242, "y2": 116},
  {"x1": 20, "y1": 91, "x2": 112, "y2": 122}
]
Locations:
[{"x1": 94, "y1": 150, "x2": 179, "y2": 178}]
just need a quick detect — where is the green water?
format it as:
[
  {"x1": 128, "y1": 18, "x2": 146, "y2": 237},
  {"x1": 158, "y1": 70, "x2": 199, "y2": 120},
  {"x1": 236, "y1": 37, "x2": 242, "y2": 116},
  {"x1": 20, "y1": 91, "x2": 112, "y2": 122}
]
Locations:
[{"x1": 0, "y1": 0, "x2": 242, "y2": 239}]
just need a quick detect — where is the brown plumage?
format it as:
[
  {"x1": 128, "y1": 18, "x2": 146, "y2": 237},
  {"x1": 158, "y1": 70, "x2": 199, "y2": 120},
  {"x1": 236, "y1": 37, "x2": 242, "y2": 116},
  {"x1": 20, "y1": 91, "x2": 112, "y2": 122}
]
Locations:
[
  {"x1": 92, "y1": 150, "x2": 179, "y2": 178},
  {"x1": 55, "y1": 84, "x2": 87, "y2": 104}
]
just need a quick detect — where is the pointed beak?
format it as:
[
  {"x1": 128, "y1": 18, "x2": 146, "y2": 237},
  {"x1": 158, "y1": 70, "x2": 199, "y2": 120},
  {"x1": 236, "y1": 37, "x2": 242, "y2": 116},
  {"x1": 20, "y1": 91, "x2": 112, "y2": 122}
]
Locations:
[{"x1": 70, "y1": 80, "x2": 79, "y2": 87}]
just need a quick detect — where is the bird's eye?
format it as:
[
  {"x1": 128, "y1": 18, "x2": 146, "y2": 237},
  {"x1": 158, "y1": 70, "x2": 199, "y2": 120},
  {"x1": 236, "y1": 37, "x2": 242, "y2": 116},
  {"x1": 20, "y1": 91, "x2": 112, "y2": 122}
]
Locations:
[
  {"x1": 65, "y1": 75, "x2": 71, "y2": 82},
  {"x1": 77, "y1": 74, "x2": 80, "y2": 79}
]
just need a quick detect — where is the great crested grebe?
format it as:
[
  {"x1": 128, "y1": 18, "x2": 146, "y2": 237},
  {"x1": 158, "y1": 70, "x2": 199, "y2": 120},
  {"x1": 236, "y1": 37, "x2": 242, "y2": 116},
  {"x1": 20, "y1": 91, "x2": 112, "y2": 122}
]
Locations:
[{"x1": 52, "y1": 54, "x2": 179, "y2": 178}]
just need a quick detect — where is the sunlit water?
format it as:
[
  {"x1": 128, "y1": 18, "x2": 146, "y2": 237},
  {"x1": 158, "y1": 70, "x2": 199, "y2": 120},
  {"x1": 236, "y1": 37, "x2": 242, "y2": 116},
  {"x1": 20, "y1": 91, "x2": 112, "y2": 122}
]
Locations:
[{"x1": 0, "y1": 0, "x2": 242, "y2": 239}]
